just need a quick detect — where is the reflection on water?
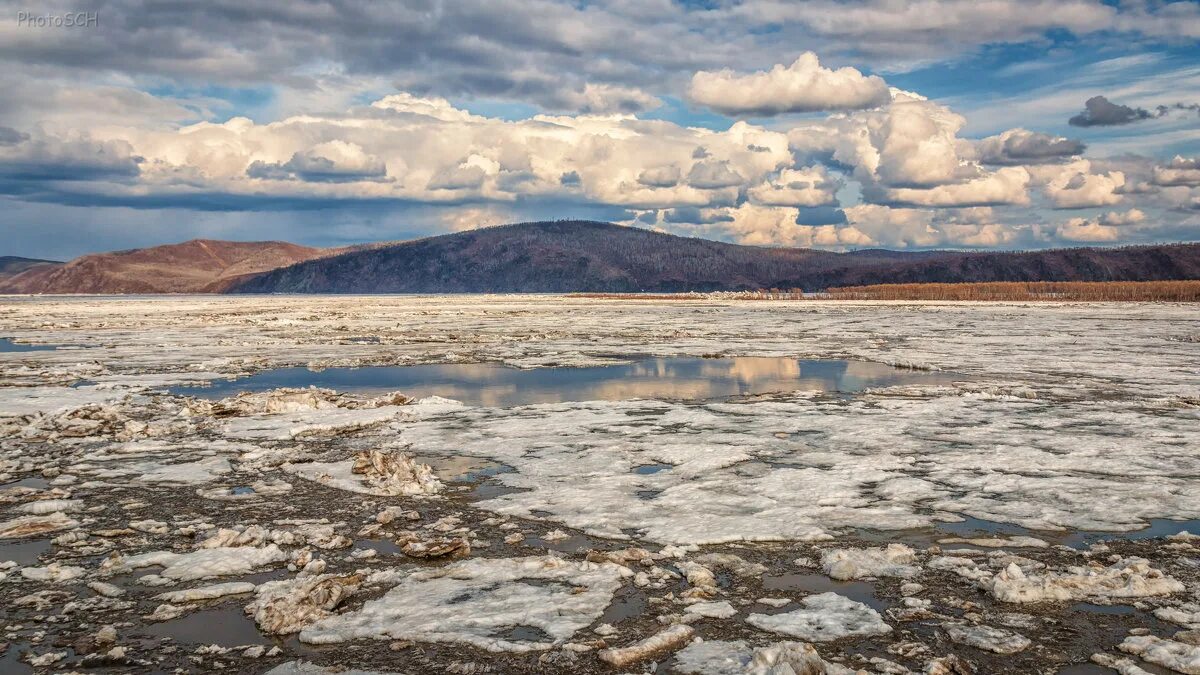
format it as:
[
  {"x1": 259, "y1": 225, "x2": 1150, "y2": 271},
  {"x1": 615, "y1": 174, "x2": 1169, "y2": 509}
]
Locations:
[{"x1": 170, "y1": 357, "x2": 963, "y2": 407}]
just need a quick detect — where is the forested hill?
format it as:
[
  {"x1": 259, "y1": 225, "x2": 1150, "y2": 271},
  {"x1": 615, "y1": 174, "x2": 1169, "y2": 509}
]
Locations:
[{"x1": 226, "y1": 220, "x2": 1200, "y2": 294}]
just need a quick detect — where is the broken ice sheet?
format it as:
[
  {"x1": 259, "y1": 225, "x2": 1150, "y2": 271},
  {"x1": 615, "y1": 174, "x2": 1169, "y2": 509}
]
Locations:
[
  {"x1": 394, "y1": 385, "x2": 1200, "y2": 543},
  {"x1": 299, "y1": 556, "x2": 626, "y2": 651},
  {"x1": 746, "y1": 592, "x2": 891, "y2": 641},
  {"x1": 104, "y1": 545, "x2": 289, "y2": 582}
]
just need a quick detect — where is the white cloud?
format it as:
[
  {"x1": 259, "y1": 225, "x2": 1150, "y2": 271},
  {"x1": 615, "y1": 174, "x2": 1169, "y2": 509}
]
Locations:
[
  {"x1": 714, "y1": 203, "x2": 875, "y2": 248},
  {"x1": 747, "y1": 166, "x2": 841, "y2": 207},
  {"x1": 1152, "y1": 156, "x2": 1200, "y2": 187},
  {"x1": 1055, "y1": 217, "x2": 1120, "y2": 242},
  {"x1": 1037, "y1": 161, "x2": 1125, "y2": 208},
  {"x1": 688, "y1": 52, "x2": 891, "y2": 116},
  {"x1": 687, "y1": 160, "x2": 747, "y2": 189},
  {"x1": 556, "y1": 83, "x2": 662, "y2": 114},
  {"x1": 1098, "y1": 209, "x2": 1145, "y2": 226},
  {"x1": 883, "y1": 167, "x2": 1031, "y2": 207}
]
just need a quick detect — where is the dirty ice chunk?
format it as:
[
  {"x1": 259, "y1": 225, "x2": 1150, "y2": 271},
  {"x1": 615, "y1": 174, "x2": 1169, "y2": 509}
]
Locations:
[
  {"x1": 223, "y1": 408, "x2": 403, "y2": 440},
  {"x1": 154, "y1": 581, "x2": 257, "y2": 603},
  {"x1": 937, "y1": 536, "x2": 1049, "y2": 549},
  {"x1": 598, "y1": 624, "x2": 695, "y2": 668},
  {"x1": 284, "y1": 449, "x2": 442, "y2": 497},
  {"x1": 0, "y1": 513, "x2": 79, "y2": 538},
  {"x1": 946, "y1": 624, "x2": 1032, "y2": 654},
  {"x1": 685, "y1": 600, "x2": 738, "y2": 619},
  {"x1": 264, "y1": 662, "x2": 402, "y2": 675},
  {"x1": 20, "y1": 562, "x2": 86, "y2": 582},
  {"x1": 988, "y1": 558, "x2": 1184, "y2": 603},
  {"x1": 110, "y1": 545, "x2": 287, "y2": 582},
  {"x1": 747, "y1": 641, "x2": 860, "y2": 675},
  {"x1": 1155, "y1": 603, "x2": 1200, "y2": 629},
  {"x1": 821, "y1": 544, "x2": 919, "y2": 580},
  {"x1": 1118, "y1": 635, "x2": 1200, "y2": 674},
  {"x1": 674, "y1": 639, "x2": 859, "y2": 675},
  {"x1": 300, "y1": 556, "x2": 624, "y2": 652},
  {"x1": 248, "y1": 573, "x2": 362, "y2": 634},
  {"x1": 673, "y1": 639, "x2": 754, "y2": 675},
  {"x1": 12, "y1": 499, "x2": 85, "y2": 515},
  {"x1": 746, "y1": 592, "x2": 891, "y2": 641}
]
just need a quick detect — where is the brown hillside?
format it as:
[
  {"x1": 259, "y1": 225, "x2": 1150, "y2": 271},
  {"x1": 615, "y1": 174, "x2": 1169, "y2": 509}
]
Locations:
[{"x1": 0, "y1": 240, "x2": 334, "y2": 294}]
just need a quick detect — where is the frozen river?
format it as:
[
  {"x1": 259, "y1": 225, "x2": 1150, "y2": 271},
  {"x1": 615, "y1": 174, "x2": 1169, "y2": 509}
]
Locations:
[{"x1": 0, "y1": 296, "x2": 1197, "y2": 674}]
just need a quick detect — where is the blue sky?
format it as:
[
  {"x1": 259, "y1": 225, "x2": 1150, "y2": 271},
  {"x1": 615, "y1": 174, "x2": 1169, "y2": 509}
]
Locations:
[{"x1": 0, "y1": 0, "x2": 1197, "y2": 259}]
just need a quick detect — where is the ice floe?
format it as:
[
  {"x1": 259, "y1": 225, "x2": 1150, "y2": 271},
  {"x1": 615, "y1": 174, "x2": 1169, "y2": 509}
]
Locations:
[
  {"x1": 103, "y1": 544, "x2": 288, "y2": 582},
  {"x1": 299, "y1": 556, "x2": 626, "y2": 651},
  {"x1": 822, "y1": 544, "x2": 919, "y2": 580},
  {"x1": 746, "y1": 592, "x2": 892, "y2": 641}
]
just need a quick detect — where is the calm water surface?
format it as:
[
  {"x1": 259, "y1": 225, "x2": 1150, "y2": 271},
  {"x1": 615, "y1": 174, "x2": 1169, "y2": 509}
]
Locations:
[{"x1": 170, "y1": 357, "x2": 964, "y2": 406}]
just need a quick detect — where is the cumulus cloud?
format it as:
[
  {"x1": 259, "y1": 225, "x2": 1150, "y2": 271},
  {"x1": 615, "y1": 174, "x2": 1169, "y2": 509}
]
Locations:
[
  {"x1": 688, "y1": 52, "x2": 891, "y2": 116},
  {"x1": 0, "y1": 133, "x2": 142, "y2": 182},
  {"x1": 976, "y1": 129, "x2": 1085, "y2": 166},
  {"x1": 747, "y1": 166, "x2": 841, "y2": 207},
  {"x1": 687, "y1": 160, "x2": 747, "y2": 189},
  {"x1": 882, "y1": 167, "x2": 1031, "y2": 207},
  {"x1": 1098, "y1": 209, "x2": 1146, "y2": 226},
  {"x1": 247, "y1": 141, "x2": 388, "y2": 183},
  {"x1": 427, "y1": 164, "x2": 488, "y2": 191},
  {"x1": 1038, "y1": 161, "x2": 1125, "y2": 208},
  {"x1": 1152, "y1": 156, "x2": 1200, "y2": 187},
  {"x1": 637, "y1": 165, "x2": 682, "y2": 188},
  {"x1": 1068, "y1": 95, "x2": 1155, "y2": 127},
  {"x1": 552, "y1": 83, "x2": 662, "y2": 114},
  {"x1": 716, "y1": 203, "x2": 877, "y2": 248},
  {"x1": 788, "y1": 91, "x2": 1003, "y2": 203},
  {"x1": 1055, "y1": 217, "x2": 1121, "y2": 242},
  {"x1": 9, "y1": 93, "x2": 797, "y2": 213}
]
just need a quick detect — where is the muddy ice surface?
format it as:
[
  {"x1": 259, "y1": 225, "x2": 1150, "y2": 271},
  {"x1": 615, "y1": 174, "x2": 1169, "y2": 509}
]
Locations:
[{"x1": 1, "y1": 296, "x2": 1198, "y2": 674}]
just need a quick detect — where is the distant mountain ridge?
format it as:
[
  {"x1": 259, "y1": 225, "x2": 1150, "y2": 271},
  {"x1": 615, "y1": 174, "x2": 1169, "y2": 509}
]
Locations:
[
  {"x1": 229, "y1": 220, "x2": 1200, "y2": 294},
  {"x1": 3, "y1": 221, "x2": 1198, "y2": 295},
  {"x1": 0, "y1": 239, "x2": 337, "y2": 294}
]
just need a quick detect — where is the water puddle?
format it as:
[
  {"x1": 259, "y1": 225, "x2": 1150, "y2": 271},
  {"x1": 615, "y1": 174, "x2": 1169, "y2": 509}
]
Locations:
[
  {"x1": 2, "y1": 477, "x2": 51, "y2": 489},
  {"x1": 760, "y1": 572, "x2": 887, "y2": 612},
  {"x1": 169, "y1": 357, "x2": 964, "y2": 406},
  {"x1": 142, "y1": 607, "x2": 272, "y2": 646},
  {"x1": 862, "y1": 515, "x2": 1200, "y2": 550},
  {"x1": 0, "y1": 337, "x2": 57, "y2": 352},
  {"x1": 0, "y1": 538, "x2": 52, "y2": 565}
]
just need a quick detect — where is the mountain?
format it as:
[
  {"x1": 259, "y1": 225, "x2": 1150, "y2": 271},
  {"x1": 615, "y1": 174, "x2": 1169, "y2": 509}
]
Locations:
[
  {"x1": 0, "y1": 256, "x2": 62, "y2": 278},
  {"x1": 0, "y1": 240, "x2": 335, "y2": 294},
  {"x1": 0, "y1": 255, "x2": 62, "y2": 275},
  {"x1": 227, "y1": 220, "x2": 1200, "y2": 294},
  {"x1": 4, "y1": 223, "x2": 1198, "y2": 295}
]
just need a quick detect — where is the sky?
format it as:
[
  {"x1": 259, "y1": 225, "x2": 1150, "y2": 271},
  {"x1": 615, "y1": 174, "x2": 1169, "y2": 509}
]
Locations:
[{"x1": 1, "y1": 0, "x2": 1198, "y2": 260}]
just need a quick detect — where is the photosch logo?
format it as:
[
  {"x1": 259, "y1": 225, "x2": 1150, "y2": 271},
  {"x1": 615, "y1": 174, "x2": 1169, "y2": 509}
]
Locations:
[{"x1": 17, "y1": 11, "x2": 98, "y2": 27}]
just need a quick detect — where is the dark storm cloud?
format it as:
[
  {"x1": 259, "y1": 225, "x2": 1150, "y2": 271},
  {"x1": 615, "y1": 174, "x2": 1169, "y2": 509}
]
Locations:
[
  {"x1": 0, "y1": 127, "x2": 30, "y2": 146},
  {"x1": 977, "y1": 130, "x2": 1085, "y2": 166},
  {"x1": 794, "y1": 206, "x2": 848, "y2": 226},
  {"x1": 1068, "y1": 95, "x2": 1154, "y2": 127},
  {"x1": 246, "y1": 152, "x2": 387, "y2": 184},
  {"x1": 662, "y1": 207, "x2": 733, "y2": 224},
  {"x1": 0, "y1": 137, "x2": 141, "y2": 182}
]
